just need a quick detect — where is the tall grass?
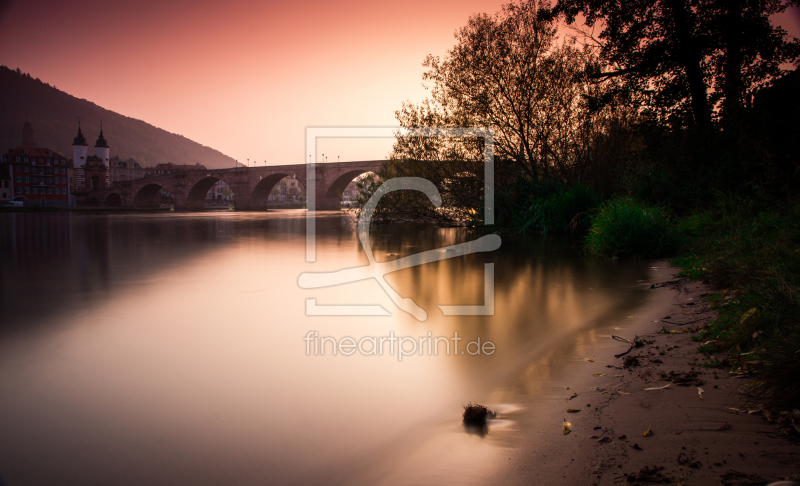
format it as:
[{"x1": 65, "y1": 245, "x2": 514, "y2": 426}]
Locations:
[
  {"x1": 526, "y1": 183, "x2": 600, "y2": 234},
  {"x1": 585, "y1": 199, "x2": 678, "y2": 259},
  {"x1": 675, "y1": 193, "x2": 800, "y2": 407},
  {"x1": 493, "y1": 177, "x2": 600, "y2": 234}
]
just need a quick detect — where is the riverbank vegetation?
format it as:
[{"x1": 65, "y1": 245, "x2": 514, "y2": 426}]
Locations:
[{"x1": 354, "y1": 0, "x2": 800, "y2": 406}]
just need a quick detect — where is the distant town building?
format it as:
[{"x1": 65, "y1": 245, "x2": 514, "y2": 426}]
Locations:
[
  {"x1": 152, "y1": 162, "x2": 207, "y2": 175},
  {"x1": 109, "y1": 156, "x2": 146, "y2": 183},
  {"x1": 0, "y1": 165, "x2": 11, "y2": 203},
  {"x1": 0, "y1": 121, "x2": 73, "y2": 206},
  {"x1": 205, "y1": 179, "x2": 232, "y2": 203},
  {"x1": 342, "y1": 180, "x2": 359, "y2": 206},
  {"x1": 268, "y1": 175, "x2": 304, "y2": 202}
]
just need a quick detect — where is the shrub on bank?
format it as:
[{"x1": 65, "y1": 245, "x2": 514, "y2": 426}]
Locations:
[
  {"x1": 492, "y1": 176, "x2": 563, "y2": 231},
  {"x1": 493, "y1": 178, "x2": 600, "y2": 234},
  {"x1": 585, "y1": 199, "x2": 677, "y2": 259},
  {"x1": 527, "y1": 183, "x2": 600, "y2": 234}
]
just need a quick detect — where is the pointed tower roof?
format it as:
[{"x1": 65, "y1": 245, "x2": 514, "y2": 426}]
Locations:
[
  {"x1": 72, "y1": 123, "x2": 88, "y2": 146},
  {"x1": 95, "y1": 123, "x2": 109, "y2": 148},
  {"x1": 21, "y1": 120, "x2": 36, "y2": 146}
]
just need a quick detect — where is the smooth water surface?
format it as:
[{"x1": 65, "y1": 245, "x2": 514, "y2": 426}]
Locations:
[{"x1": 0, "y1": 211, "x2": 651, "y2": 485}]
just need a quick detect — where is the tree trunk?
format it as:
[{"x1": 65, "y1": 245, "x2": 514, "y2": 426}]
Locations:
[
  {"x1": 666, "y1": 0, "x2": 712, "y2": 127},
  {"x1": 722, "y1": 0, "x2": 743, "y2": 127}
]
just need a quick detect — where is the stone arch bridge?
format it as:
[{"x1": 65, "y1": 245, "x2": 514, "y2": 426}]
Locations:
[{"x1": 80, "y1": 161, "x2": 384, "y2": 210}]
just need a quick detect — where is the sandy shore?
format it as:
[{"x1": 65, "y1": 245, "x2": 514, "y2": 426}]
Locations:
[
  {"x1": 345, "y1": 261, "x2": 798, "y2": 486},
  {"x1": 496, "y1": 261, "x2": 799, "y2": 485}
]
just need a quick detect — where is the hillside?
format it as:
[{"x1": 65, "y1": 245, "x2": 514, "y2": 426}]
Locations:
[{"x1": 0, "y1": 66, "x2": 237, "y2": 169}]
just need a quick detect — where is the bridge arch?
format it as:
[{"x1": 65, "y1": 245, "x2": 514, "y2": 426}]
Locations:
[
  {"x1": 325, "y1": 169, "x2": 378, "y2": 200},
  {"x1": 186, "y1": 176, "x2": 231, "y2": 210},
  {"x1": 132, "y1": 183, "x2": 164, "y2": 208},
  {"x1": 105, "y1": 193, "x2": 122, "y2": 207},
  {"x1": 250, "y1": 173, "x2": 290, "y2": 209}
]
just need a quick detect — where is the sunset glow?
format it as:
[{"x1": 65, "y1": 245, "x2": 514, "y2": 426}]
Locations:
[{"x1": 0, "y1": 0, "x2": 523, "y2": 164}]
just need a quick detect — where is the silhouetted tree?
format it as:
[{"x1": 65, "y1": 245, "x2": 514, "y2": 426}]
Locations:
[
  {"x1": 554, "y1": 0, "x2": 800, "y2": 128},
  {"x1": 391, "y1": 0, "x2": 629, "y2": 181}
]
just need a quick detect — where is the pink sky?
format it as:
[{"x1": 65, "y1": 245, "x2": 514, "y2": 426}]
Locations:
[{"x1": 1, "y1": 0, "x2": 798, "y2": 165}]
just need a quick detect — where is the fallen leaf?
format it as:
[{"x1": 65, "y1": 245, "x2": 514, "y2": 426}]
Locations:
[
  {"x1": 643, "y1": 383, "x2": 672, "y2": 391},
  {"x1": 593, "y1": 373, "x2": 606, "y2": 377},
  {"x1": 584, "y1": 358, "x2": 594, "y2": 362},
  {"x1": 598, "y1": 437, "x2": 612, "y2": 443},
  {"x1": 738, "y1": 308, "x2": 757, "y2": 325},
  {"x1": 618, "y1": 391, "x2": 630, "y2": 395},
  {"x1": 643, "y1": 428, "x2": 653, "y2": 437},
  {"x1": 567, "y1": 393, "x2": 579, "y2": 401},
  {"x1": 567, "y1": 409, "x2": 581, "y2": 413},
  {"x1": 697, "y1": 387, "x2": 704, "y2": 399},
  {"x1": 563, "y1": 421, "x2": 573, "y2": 435}
]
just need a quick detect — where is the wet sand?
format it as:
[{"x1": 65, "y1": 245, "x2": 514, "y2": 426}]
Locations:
[
  {"x1": 496, "y1": 261, "x2": 799, "y2": 485},
  {"x1": 354, "y1": 261, "x2": 799, "y2": 485}
]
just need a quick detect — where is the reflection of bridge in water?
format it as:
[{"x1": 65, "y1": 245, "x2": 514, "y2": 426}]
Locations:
[{"x1": 80, "y1": 161, "x2": 384, "y2": 210}]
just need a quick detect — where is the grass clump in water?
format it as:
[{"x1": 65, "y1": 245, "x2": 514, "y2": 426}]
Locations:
[{"x1": 585, "y1": 199, "x2": 678, "y2": 259}]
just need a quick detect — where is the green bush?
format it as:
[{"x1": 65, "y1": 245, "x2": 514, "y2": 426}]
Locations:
[
  {"x1": 492, "y1": 177, "x2": 601, "y2": 234},
  {"x1": 492, "y1": 176, "x2": 563, "y2": 231},
  {"x1": 585, "y1": 199, "x2": 678, "y2": 259},
  {"x1": 526, "y1": 183, "x2": 600, "y2": 234}
]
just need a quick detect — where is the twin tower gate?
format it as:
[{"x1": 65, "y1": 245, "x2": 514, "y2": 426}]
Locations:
[{"x1": 82, "y1": 161, "x2": 384, "y2": 210}]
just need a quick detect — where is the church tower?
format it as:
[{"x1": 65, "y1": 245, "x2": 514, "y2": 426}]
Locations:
[
  {"x1": 72, "y1": 123, "x2": 88, "y2": 168},
  {"x1": 94, "y1": 124, "x2": 110, "y2": 167},
  {"x1": 21, "y1": 120, "x2": 36, "y2": 146}
]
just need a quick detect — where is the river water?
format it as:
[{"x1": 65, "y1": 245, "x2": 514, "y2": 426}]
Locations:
[{"x1": 0, "y1": 211, "x2": 652, "y2": 485}]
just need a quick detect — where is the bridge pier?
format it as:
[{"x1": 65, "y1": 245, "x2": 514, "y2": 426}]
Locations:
[{"x1": 312, "y1": 196, "x2": 342, "y2": 210}]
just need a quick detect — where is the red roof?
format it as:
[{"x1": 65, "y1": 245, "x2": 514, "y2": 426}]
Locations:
[{"x1": 5, "y1": 145, "x2": 67, "y2": 160}]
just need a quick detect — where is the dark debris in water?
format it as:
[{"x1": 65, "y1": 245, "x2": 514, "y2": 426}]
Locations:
[{"x1": 462, "y1": 402, "x2": 495, "y2": 427}]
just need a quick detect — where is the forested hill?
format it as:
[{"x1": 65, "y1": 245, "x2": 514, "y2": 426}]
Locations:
[{"x1": 0, "y1": 66, "x2": 237, "y2": 169}]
